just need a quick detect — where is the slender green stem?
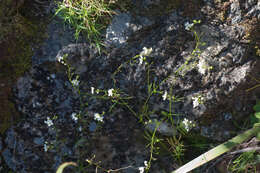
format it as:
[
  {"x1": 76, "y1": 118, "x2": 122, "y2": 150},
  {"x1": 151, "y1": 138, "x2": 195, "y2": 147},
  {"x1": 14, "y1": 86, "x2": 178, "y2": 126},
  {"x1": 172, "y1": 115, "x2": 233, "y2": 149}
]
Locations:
[{"x1": 146, "y1": 122, "x2": 160, "y2": 172}]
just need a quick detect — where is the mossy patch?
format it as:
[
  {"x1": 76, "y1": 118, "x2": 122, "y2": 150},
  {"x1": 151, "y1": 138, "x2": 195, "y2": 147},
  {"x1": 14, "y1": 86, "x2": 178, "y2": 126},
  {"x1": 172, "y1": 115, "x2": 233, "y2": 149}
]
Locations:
[
  {"x1": 0, "y1": 83, "x2": 19, "y2": 134},
  {"x1": 0, "y1": 0, "x2": 48, "y2": 134}
]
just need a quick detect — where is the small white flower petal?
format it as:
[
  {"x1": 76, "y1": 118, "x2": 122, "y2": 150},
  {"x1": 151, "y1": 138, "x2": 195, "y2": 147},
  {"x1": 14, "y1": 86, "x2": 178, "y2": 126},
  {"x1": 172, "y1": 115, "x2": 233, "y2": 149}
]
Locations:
[
  {"x1": 57, "y1": 56, "x2": 63, "y2": 62},
  {"x1": 108, "y1": 88, "x2": 114, "y2": 97},
  {"x1": 94, "y1": 113, "x2": 104, "y2": 122},
  {"x1": 144, "y1": 161, "x2": 148, "y2": 167},
  {"x1": 182, "y1": 118, "x2": 195, "y2": 132},
  {"x1": 197, "y1": 59, "x2": 207, "y2": 75},
  {"x1": 91, "y1": 87, "x2": 95, "y2": 94},
  {"x1": 162, "y1": 91, "x2": 167, "y2": 101},
  {"x1": 71, "y1": 113, "x2": 78, "y2": 122},
  {"x1": 140, "y1": 47, "x2": 153, "y2": 57},
  {"x1": 139, "y1": 56, "x2": 144, "y2": 65},
  {"x1": 71, "y1": 79, "x2": 80, "y2": 86},
  {"x1": 184, "y1": 22, "x2": 194, "y2": 31},
  {"x1": 138, "y1": 167, "x2": 145, "y2": 173},
  {"x1": 44, "y1": 117, "x2": 53, "y2": 127},
  {"x1": 192, "y1": 97, "x2": 200, "y2": 108}
]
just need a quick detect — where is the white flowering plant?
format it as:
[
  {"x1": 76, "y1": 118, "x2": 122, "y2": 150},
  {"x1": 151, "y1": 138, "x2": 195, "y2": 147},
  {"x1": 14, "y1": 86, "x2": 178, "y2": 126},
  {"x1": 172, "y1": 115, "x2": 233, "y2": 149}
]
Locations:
[
  {"x1": 192, "y1": 95, "x2": 205, "y2": 108},
  {"x1": 138, "y1": 160, "x2": 149, "y2": 173},
  {"x1": 94, "y1": 112, "x2": 104, "y2": 123},
  {"x1": 181, "y1": 118, "x2": 196, "y2": 132},
  {"x1": 71, "y1": 112, "x2": 79, "y2": 122},
  {"x1": 112, "y1": 47, "x2": 153, "y2": 82},
  {"x1": 44, "y1": 117, "x2": 54, "y2": 127},
  {"x1": 53, "y1": 24, "x2": 210, "y2": 172}
]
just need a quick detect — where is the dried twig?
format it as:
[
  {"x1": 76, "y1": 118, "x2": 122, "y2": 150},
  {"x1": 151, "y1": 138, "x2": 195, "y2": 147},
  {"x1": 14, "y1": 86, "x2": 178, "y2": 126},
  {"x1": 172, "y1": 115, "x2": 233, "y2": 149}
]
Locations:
[{"x1": 228, "y1": 147, "x2": 260, "y2": 155}]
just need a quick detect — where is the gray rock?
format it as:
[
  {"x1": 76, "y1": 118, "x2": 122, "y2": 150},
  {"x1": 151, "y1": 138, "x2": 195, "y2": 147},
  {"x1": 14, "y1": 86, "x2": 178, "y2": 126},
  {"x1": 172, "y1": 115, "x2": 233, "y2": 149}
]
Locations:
[
  {"x1": 105, "y1": 12, "x2": 132, "y2": 47},
  {"x1": 55, "y1": 43, "x2": 94, "y2": 75},
  {"x1": 2, "y1": 149, "x2": 16, "y2": 171},
  {"x1": 229, "y1": 0, "x2": 242, "y2": 24},
  {"x1": 33, "y1": 137, "x2": 44, "y2": 145},
  {"x1": 32, "y1": 17, "x2": 85, "y2": 65},
  {"x1": 4, "y1": 128, "x2": 16, "y2": 150},
  {"x1": 145, "y1": 119, "x2": 177, "y2": 136},
  {"x1": 89, "y1": 122, "x2": 97, "y2": 132},
  {"x1": 16, "y1": 76, "x2": 32, "y2": 100},
  {"x1": 105, "y1": 12, "x2": 154, "y2": 48}
]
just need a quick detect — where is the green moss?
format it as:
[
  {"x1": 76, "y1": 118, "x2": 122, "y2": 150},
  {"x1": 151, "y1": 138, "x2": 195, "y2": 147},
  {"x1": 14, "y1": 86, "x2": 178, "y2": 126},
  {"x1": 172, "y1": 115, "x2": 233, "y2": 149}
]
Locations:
[
  {"x1": 0, "y1": 0, "x2": 48, "y2": 133},
  {"x1": 0, "y1": 97, "x2": 19, "y2": 134},
  {"x1": 0, "y1": 0, "x2": 48, "y2": 78}
]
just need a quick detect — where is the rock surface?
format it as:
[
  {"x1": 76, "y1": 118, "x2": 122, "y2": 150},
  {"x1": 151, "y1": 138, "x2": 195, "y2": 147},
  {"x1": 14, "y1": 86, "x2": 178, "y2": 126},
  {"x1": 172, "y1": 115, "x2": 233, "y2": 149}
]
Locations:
[{"x1": 1, "y1": 0, "x2": 260, "y2": 172}]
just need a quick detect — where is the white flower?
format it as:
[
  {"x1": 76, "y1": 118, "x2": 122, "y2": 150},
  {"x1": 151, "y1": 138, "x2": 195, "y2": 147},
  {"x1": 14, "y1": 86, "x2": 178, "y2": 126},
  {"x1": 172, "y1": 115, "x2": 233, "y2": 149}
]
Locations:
[
  {"x1": 57, "y1": 56, "x2": 64, "y2": 63},
  {"x1": 197, "y1": 59, "x2": 207, "y2": 75},
  {"x1": 44, "y1": 117, "x2": 53, "y2": 127},
  {"x1": 162, "y1": 91, "x2": 167, "y2": 101},
  {"x1": 144, "y1": 161, "x2": 148, "y2": 167},
  {"x1": 139, "y1": 56, "x2": 145, "y2": 65},
  {"x1": 192, "y1": 96, "x2": 200, "y2": 108},
  {"x1": 57, "y1": 56, "x2": 67, "y2": 65},
  {"x1": 138, "y1": 160, "x2": 148, "y2": 173},
  {"x1": 44, "y1": 141, "x2": 48, "y2": 152},
  {"x1": 138, "y1": 167, "x2": 145, "y2": 173},
  {"x1": 94, "y1": 113, "x2": 104, "y2": 122},
  {"x1": 184, "y1": 22, "x2": 194, "y2": 31},
  {"x1": 108, "y1": 88, "x2": 114, "y2": 97},
  {"x1": 71, "y1": 113, "x2": 78, "y2": 122},
  {"x1": 71, "y1": 79, "x2": 80, "y2": 86},
  {"x1": 182, "y1": 118, "x2": 190, "y2": 131},
  {"x1": 140, "y1": 47, "x2": 153, "y2": 58},
  {"x1": 182, "y1": 118, "x2": 195, "y2": 132},
  {"x1": 91, "y1": 87, "x2": 95, "y2": 94}
]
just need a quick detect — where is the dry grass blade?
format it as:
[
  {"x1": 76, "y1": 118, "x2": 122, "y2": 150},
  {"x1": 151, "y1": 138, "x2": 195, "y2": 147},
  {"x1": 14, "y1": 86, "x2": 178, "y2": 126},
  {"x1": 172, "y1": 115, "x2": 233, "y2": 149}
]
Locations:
[
  {"x1": 172, "y1": 125, "x2": 260, "y2": 173},
  {"x1": 56, "y1": 162, "x2": 77, "y2": 173}
]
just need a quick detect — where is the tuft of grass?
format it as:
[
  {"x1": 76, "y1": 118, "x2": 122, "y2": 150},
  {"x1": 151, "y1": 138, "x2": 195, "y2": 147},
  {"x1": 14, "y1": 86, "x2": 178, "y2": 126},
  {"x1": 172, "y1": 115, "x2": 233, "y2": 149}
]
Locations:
[
  {"x1": 228, "y1": 151, "x2": 260, "y2": 173},
  {"x1": 166, "y1": 136, "x2": 185, "y2": 165},
  {"x1": 55, "y1": 0, "x2": 116, "y2": 51}
]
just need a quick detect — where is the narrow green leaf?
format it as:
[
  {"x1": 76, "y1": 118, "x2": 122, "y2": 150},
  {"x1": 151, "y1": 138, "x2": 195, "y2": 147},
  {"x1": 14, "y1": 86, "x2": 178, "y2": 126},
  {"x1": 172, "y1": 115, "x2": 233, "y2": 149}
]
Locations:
[
  {"x1": 257, "y1": 132, "x2": 260, "y2": 140},
  {"x1": 255, "y1": 112, "x2": 260, "y2": 119},
  {"x1": 253, "y1": 102, "x2": 260, "y2": 112},
  {"x1": 250, "y1": 114, "x2": 259, "y2": 125}
]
